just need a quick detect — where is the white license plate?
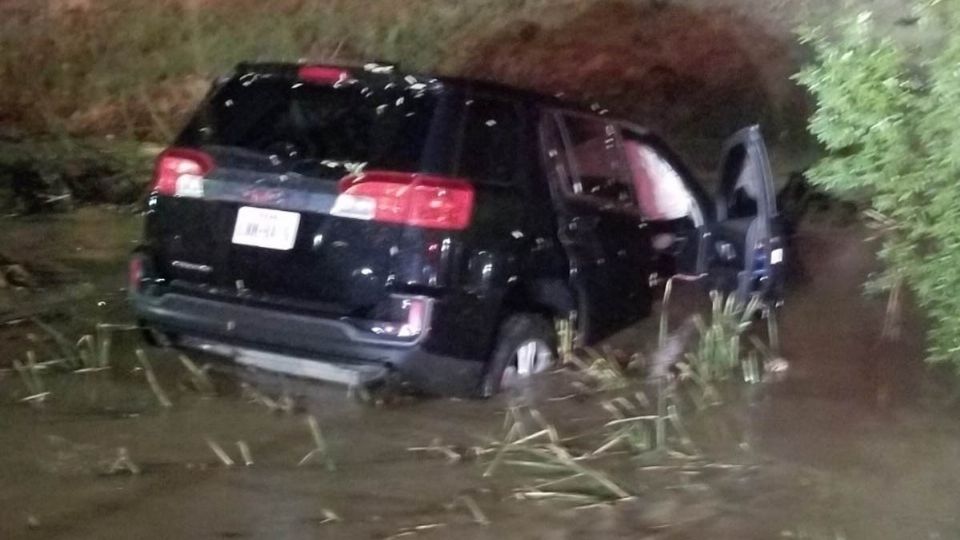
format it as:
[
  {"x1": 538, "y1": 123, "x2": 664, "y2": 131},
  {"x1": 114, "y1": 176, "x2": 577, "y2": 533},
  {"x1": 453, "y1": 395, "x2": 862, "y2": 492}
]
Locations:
[
  {"x1": 770, "y1": 247, "x2": 784, "y2": 265},
  {"x1": 231, "y1": 206, "x2": 301, "y2": 250}
]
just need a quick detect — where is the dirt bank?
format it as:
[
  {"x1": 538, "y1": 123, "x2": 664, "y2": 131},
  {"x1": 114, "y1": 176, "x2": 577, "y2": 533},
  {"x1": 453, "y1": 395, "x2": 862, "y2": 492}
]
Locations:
[{"x1": 455, "y1": 2, "x2": 805, "y2": 157}]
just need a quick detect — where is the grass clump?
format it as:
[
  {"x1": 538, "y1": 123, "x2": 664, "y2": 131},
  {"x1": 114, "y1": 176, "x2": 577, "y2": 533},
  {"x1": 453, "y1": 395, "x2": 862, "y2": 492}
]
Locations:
[
  {"x1": 676, "y1": 291, "x2": 764, "y2": 406},
  {"x1": 31, "y1": 318, "x2": 138, "y2": 372},
  {"x1": 106, "y1": 447, "x2": 141, "y2": 476},
  {"x1": 564, "y1": 346, "x2": 634, "y2": 392},
  {"x1": 483, "y1": 406, "x2": 633, "y2": 504},
  {"x1": 13, "y1": 351, "x2": 49, "y2": 404},
  {"x1": 178, "y1": 354, "x2": 216, "y2": 396},
  {"x1": 136, "y1": 347, "x2": 173, "y2": 408},
  {"x1": 298, "y1": 415, "x2": 336, "y2": 471}
]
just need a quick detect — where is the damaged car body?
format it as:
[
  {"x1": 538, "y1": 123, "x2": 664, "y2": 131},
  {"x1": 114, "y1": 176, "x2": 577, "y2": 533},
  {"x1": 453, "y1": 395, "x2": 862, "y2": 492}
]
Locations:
[{"x1": 129, "y1": 62, "x2": 784, "y2": 397}]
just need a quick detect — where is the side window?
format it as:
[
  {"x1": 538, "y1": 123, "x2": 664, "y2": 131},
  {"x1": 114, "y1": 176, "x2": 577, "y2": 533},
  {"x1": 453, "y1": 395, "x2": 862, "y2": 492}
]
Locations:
[
  {"x1": 457, "y1": 97, "x2": 523, "y2": 185},
  {"x1": 721, "y1": 145, "x2": 760, "y2": 220},
  {"x1": 558, "y1": 115, "x2": 634, "y2": 208},
  {"x1": 621, "y1": 134, "x2": 698, "y2": 223}
]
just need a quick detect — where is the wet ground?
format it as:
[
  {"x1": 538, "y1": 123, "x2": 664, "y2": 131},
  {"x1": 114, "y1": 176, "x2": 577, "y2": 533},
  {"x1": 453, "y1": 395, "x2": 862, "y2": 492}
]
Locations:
[{"x1": 1, "y1": 209, "x2": 959, "y2": 539}]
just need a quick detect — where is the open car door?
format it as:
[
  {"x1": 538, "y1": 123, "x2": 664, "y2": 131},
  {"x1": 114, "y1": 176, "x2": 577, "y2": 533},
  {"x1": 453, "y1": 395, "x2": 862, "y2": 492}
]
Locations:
[{"x1": 711, "y1": 126, "x2": 785, "y2": 304}]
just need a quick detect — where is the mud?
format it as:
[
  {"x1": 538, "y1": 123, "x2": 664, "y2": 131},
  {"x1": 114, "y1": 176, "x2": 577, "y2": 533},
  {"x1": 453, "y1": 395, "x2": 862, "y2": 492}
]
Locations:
[{"x1": 1, "y1": 211, "x2": 959, "y2": 539}]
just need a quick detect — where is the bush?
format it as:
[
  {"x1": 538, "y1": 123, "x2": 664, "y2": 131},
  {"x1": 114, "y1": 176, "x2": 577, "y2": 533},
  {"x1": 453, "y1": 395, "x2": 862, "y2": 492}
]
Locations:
[{"x1": 795, "y1": 2, "x2": 960, "y2": 367}]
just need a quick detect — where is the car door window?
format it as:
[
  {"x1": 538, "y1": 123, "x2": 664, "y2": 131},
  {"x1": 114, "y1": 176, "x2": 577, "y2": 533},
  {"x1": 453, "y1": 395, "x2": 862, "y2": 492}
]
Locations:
[
  {"x1": 621, "y1": 137, "x2": 700, "y2": 224},
  {"x1": 721, "y1": 144, "x2": 763, "y2": 220},
  {"x1": 457, "y1": 96, "x2": 523, "y2": 185},
  {"x1": 557, "y1": 114, "x2": 635, "y2": 210}
]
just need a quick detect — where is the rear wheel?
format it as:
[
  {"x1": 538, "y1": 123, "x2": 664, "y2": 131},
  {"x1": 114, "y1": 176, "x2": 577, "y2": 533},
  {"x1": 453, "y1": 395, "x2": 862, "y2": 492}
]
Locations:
[{"x1": 479, "y1": 314, "x2": 558, "y2": 397}]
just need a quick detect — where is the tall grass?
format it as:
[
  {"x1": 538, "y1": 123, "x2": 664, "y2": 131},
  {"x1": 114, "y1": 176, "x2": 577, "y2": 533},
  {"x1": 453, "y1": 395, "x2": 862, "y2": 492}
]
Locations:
[
  {"x1": 0, "y1": 0, "x2": 575, "y2": 141},
  {"x1": 32, "y1": 318, "x2": 139, "y2": 371},
  {"x1": 2, "y1": 0, "x2": 334, "y2": 139},
  {"x1": 674, "y1": 291, "x2": 766, "y2": 407},
  {"x1": 479, "y1": 290, "x2": 780, "y2": 505},
  {"x1": 482, "y1": 406, "x2": 633, "y2": 503},
  {"x1": 0, "y1": 0, "x2": 583, "y2": 206},
  {"x1": 13, "y1": 351, "x2": 49, "y2": 403}
]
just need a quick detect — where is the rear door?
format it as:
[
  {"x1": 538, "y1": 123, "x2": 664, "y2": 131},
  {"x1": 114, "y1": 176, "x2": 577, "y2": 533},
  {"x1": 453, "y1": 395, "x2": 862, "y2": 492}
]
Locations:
[
  {"x1": 711, "y1": 125, "x2": 784, "y2": 302},
  {"x1": 540, "y1": 111, "x2": 651, "y2": 343}
]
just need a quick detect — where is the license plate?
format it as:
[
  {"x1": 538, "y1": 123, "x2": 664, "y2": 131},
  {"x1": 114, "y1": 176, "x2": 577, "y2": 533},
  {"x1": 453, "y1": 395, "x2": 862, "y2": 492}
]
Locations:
[
  {"x1": 770, "y1": 247, "x2": 784, "y2": 265},
  {"x1": 232, "y1": 206, "x2": 300, "y2": 250}
]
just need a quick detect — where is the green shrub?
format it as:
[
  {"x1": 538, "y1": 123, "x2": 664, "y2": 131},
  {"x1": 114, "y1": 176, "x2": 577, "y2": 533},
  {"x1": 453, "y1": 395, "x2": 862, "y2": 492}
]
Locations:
[{"x1": 795, "y1": 2, "x2": 960, "y2": 367}]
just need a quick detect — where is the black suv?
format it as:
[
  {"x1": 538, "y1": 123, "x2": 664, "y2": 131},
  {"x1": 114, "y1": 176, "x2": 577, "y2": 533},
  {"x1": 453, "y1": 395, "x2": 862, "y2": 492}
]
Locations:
[{"x1": 130, "y1": 62, "x2": 783, "y2": 396}]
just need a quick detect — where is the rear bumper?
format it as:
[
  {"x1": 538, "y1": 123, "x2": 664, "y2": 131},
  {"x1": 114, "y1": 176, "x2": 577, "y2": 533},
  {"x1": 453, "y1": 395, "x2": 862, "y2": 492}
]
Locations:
[{"x1": 131, "y1": 292, "x2": 483, "y2": 396}]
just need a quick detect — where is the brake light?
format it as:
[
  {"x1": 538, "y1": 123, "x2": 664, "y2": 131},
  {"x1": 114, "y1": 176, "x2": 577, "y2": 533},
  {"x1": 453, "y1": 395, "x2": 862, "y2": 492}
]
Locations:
[
  {"x1": 128, "y1": 256, "x2": 144, "y2": 293},
  {"x1": 298, "y1": 65, "x2": 350, "y2": 85},
  {"x1": 152, "y1": 148, "x2": 213, "y2": 198},
  {"x1": 332, "y1": 171, "x2": 474, "y2": 230}
]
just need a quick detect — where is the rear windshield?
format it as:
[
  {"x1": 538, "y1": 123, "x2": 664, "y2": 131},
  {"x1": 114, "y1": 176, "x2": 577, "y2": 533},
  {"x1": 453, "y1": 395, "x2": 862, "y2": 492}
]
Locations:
[{"x1": 177, "y1": 74, "x2": 440, "y2": 175}]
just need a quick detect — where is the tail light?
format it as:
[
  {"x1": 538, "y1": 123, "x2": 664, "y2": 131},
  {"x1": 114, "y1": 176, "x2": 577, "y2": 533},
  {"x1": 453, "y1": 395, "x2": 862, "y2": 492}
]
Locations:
[
  {"x1": 332, "y1": 171, "x2": 474, "y2": 230},
  {"x1": 298, "y1": 65, "x2": 350, "y2": 85},
  {"x1": 128, "y1": 256, "x2": 144, "y2": 293},
  {"x1": 151, "y1": 148, "x2": 214, "y2": 198}
]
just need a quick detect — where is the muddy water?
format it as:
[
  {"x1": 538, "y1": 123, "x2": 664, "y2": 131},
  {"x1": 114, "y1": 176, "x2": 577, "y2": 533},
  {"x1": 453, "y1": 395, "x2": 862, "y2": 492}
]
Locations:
[{"x1": 1, "y1": 211, "x2": 959, "y2": 539}]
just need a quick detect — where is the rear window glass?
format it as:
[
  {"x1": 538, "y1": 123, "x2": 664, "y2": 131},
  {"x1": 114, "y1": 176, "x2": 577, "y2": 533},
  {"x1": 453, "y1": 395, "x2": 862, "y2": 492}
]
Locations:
[{"x1": 178, "y1": 74, "x2": 440, "y2": 175}]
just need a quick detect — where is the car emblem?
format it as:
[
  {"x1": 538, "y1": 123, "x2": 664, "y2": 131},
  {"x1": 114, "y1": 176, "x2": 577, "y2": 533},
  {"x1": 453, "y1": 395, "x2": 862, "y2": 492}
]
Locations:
[{"x1": 243, "y1": 187, "x2": 285, "y2": 204}]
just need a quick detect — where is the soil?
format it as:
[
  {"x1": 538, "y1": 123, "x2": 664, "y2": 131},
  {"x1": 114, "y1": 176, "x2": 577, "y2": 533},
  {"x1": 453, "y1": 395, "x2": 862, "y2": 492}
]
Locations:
[
  {"x1": 456, "y1": 2, "x2": 801, "y2": 152},
  {"x1": 451, "y1": 0, "x2": 922, "y2": 173},
  {"x1": 0, "y1": 208, "x2": 958, "y2": 540}
]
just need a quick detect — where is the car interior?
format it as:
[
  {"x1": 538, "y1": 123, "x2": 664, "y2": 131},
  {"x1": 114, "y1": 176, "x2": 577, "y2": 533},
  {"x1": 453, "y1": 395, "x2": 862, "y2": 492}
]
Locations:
[{"x1": 620, "y1": 131, "x2": 705, "y2": 275}]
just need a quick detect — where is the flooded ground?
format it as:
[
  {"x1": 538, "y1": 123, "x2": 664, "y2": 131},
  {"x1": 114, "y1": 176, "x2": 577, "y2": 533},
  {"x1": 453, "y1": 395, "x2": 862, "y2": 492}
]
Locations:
[{"x1": 1, "y1": 209, "x2": 959, "y2": 540}]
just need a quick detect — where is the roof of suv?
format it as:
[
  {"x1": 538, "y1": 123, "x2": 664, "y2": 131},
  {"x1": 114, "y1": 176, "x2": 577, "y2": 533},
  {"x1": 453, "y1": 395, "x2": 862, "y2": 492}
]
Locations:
[{"x1": 234, "y1": 61, "x2": 594, "y2": 113}]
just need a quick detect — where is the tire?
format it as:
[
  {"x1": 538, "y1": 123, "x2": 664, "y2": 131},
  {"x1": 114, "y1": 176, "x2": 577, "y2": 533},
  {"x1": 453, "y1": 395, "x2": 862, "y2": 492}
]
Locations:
[{"x1": 478, "y1": 313, "x2": 558, "y2": 398}]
